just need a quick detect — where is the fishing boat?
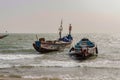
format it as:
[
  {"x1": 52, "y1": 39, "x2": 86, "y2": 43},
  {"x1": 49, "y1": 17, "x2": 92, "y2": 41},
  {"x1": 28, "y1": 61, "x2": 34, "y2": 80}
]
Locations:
[
  {"x1": 0, "y1": 31, "x2": 9, "y2": 39},
  {"x1": 33, "y1": 20, "x2": 73, "y2": 53},
  {"x1": 69, "y1": 38, "x2": 98, "y2": 60},
  {"x1": 0, "y1": 34, "x2": 8, "y2": 39},
  {"x1": 33, "y1": 38, "x2": 67, "y2": 53}
]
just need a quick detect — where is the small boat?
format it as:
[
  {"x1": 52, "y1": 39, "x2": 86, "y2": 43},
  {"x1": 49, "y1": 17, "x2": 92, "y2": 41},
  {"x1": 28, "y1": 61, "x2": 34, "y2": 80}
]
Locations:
[
  {"x1": 33, "y1": 20, "x2": 73, "y2": 53},
  {"x1": 0, "y1": 34, "x2": 8, "y2": 39},
  {"x1": 0, "y1": 31, "x2": 9, "y2": 39},
  {"x1": 69, "y1": 38, "x2": 98, "y2": 60}
]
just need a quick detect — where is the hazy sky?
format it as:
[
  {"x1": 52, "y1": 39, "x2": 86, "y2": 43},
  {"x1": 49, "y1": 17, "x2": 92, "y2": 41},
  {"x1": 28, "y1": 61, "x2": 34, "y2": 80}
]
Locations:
[{"x1": 1, "y1": 0, "x2": 120, "y2": 33}]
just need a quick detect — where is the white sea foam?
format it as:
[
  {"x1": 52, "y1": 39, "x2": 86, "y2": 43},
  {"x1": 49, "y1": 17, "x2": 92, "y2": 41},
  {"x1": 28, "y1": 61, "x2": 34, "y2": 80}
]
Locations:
[
  {"x1": 26, "y1": 60, "x2": 120, "y2": 68},
  {"x1": 82, "y1": 60, "x2": 120, "y2": 68},
  {"x1": 0, "y1": 54, "x2": 43, "y2": 60},
  {"x1": 23, "y1": 75, "x2": 54, "y2": 79},
  {"x1": 0, "y1": 63, "x2": 12, "y2": 68},
  {"x1": 23, "y1": 75, "x2": 42, "y2": 79},
  {"x1": 29, "y1": 60, "x2": 79, "y2": 67},
  {"x1": 1, "y1": 59, "x2": 120, "y2": 69},
  {"x1": 23, "y1": 74, "x2": 120, "y2": 80}
]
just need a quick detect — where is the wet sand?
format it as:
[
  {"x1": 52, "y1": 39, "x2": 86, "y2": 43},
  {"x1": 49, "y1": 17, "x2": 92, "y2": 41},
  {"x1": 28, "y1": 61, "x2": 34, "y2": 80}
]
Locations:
[
  {"x1": 0, "y1": 76, "x2": 62, "y2": 80},
  {"x1": 0, "y1": 78, "x2": 61, "y2": 80}
]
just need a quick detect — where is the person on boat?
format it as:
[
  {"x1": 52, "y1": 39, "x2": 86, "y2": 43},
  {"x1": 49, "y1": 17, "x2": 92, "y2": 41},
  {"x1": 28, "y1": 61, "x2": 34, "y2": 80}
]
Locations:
[
  {"x1": 68, "y1": 24, "x2": 73, "y2": 41},
  {"x1": 69, "y1": 24, "x2": 72, "y2": 35}
]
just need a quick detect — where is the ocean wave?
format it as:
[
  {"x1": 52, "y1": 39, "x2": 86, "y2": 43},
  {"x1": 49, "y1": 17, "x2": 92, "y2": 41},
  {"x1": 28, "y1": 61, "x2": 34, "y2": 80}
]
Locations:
[
  {"x1": 0, "y1": 49, "x2": 35, "y2": 53},
  {"x1": 0, "y1": 63, "x2": 12, "y2": 68},
  {"x1": 1, "y1": 57, "x2": 120, "y2": 69},
  {"x1": 23, "y1": 75, "x2": 42, "y2": 79},
  {"x1": 0, "y1": 54, "x2": 43, "y2": 60},
  {"x1": 83, "y1": 60, "x2": 120, "y2": 69},
  {"x1": 14, "y1": 60, "x2": 120, "y2": 69},
  {"x1": 1, "y1": 59, "x2": 120, "y2": 69},
  {"x1": 38, "y1": 60, "x2": 79, "y2": 67},
  {"x1": 23, "y1": 75, "x2": 62, "y2": 80},
  {"x1": 22, "y1": 74, "x2": 120, "y2": 80}
]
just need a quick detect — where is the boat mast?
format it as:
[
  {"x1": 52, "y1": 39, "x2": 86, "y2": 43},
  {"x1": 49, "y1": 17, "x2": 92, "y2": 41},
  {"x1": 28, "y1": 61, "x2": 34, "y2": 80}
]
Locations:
[
  {"x1": 59, "y1": 20, "x2": 63, "y2": 39},
  {"x1": 69, "y1": 24, "x2": 72, "y2": 35}
]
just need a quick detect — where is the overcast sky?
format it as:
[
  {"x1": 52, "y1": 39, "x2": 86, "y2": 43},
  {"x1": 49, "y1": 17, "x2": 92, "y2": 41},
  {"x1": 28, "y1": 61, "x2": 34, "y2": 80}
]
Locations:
[{"x1": 1, "y1": 0, "x2": 120, "y2": 33}]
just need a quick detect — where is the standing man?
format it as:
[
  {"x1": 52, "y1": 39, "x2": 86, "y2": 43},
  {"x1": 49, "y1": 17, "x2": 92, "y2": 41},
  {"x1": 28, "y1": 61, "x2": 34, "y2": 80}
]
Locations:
[{"x1": 69, "y1": 24, "x2": 72, "y2": 35}]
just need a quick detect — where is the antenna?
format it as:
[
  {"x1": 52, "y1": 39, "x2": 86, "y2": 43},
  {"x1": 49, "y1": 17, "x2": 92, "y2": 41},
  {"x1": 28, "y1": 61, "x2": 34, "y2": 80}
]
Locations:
[
  {"x1": 36, "y1": 34, "x2": 38, "y2": 41},
  {"x1": 59, "y1": 19, "x2": 63, "y2": 39}
]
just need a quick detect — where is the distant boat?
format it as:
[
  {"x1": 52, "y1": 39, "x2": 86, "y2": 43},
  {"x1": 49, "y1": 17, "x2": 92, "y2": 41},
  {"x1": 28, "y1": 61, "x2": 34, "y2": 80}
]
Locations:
[
  {"x1": 0, "y1": 34, "x2": 8, "y2": 39},
  {"x1": 69, "y1": 38, "x2": 98, "y2": 60},
  {"x1": 33, "y1": 20, "x2": 73, "y2": 53},
  {"x1": 0, "y1": 31, "x2": 9, "y2": 39}
]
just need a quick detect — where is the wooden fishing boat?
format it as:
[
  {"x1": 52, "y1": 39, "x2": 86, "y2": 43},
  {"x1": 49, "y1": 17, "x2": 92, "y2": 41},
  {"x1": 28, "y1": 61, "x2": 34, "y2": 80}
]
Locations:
[
  {"x1": 69, "y1": 38, "x2": 98, "y2": 60},
  {"x1": 33, "y1": 38, "x2": 67, "y2": 53},
  {"x1": 33, "y1": 35, "x2": 73, "y2": 53},
  {"x1": 33, "y1": 20, "x2": 73, "y2": 53}
]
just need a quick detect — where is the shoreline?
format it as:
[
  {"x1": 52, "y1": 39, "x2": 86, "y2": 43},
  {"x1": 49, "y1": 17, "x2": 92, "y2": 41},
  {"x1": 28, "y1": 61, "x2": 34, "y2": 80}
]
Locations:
[{"x1": 0, "y1": 76, "x2": 62, "y2": 80}]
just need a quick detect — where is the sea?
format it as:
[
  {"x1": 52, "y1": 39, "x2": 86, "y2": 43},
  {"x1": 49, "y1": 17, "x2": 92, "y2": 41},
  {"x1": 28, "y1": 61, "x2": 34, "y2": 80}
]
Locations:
[{"x1": 0, "y1": 33, "x2": 120, "y2": 80}]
